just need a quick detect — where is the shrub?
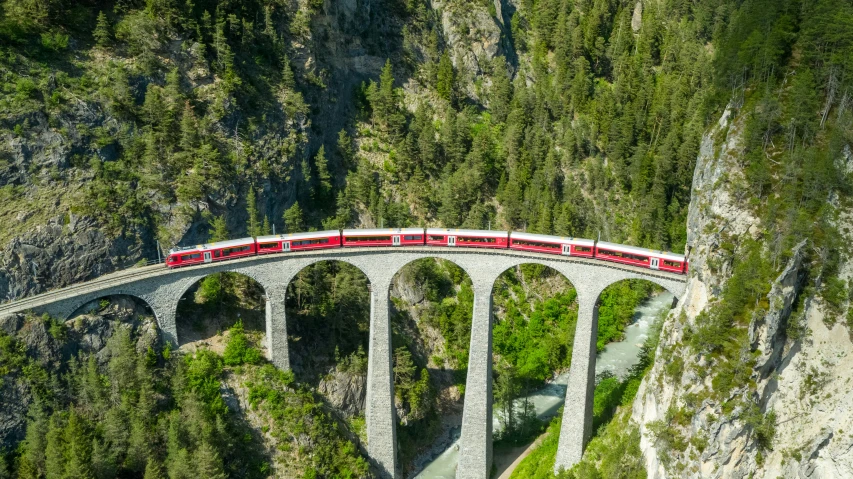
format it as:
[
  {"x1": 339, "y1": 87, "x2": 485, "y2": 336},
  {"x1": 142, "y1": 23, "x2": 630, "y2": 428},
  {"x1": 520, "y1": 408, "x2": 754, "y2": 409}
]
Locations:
[{"x1": 223, "y1": 321, "x2": 262, "y2": 366}]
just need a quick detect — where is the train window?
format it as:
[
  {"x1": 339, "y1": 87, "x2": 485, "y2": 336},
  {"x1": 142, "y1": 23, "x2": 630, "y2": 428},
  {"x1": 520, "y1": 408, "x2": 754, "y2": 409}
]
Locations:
[
  {"x1": 222, "y1": 245, "x2": 251, "y2": 256},
  {"x1": 574, "y1": 246, "x2": 592, "y2": 253},
  {"x1": 599, "y1": 249, "x2": 649, "y2": 262},
  {"x1": 181, "y1": 253, "x2": 201, "y2": 261},
  {"x1": 663, "y1": 260, "x2": 681, "y2": 268},
  {"x1": 428, "y1": 235, "x2": 445, "y2": 241},
  {"x1": 259, "y1": 243, "x2": 279, "y2": 250},
  {"x1": 459, "y1": 237, "x2": 496, "y2": 243},
  {"x1": 346, "y1": 236, "x2": 391, "y2": 242},
  {"x1": 512, "y1": 240, "x2": 559, "y2": 249},
  {"x1": 293, "y1": 238, "x2": 330, "y2": 246},
  {"x1": 214, "y1": 251, "x2": 221, "y2": 258},
  {"x1": 404, "y1": 235, "x2": 422, "y2": 240}
]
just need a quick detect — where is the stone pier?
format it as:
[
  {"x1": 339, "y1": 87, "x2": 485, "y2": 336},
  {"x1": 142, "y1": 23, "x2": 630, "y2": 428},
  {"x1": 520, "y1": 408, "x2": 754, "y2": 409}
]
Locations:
[
  {"x1": 365, "y1": 281, "x2": 399, "y2": 479},
  {"x1": 554, "y1": 289, "x2": 600, "y2": 472},
  {"x1": 457, "y1": 279, "x2": 495, "y2": 479}
]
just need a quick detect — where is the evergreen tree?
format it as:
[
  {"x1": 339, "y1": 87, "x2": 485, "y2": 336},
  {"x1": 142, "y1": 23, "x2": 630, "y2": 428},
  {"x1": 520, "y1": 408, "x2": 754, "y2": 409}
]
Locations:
[
  {"x1": 194, "y1": 442, "x2": 226, "y2": 479},
  {"x1": 143, "y1": 459, "x2": 165, "y2": 479},
  {"x1": 246, "y1": 187, "x2": 260, "y2": 237},
  {"x1": 283, "y1": 202, "x2": 304, "y2": 233},
  {"x1": 93, "y1": 11, "x2": 111, "y2": 47},
  {"x1": 281, "y1": 55, "x2": 296, "y2": 90},
  {"x1": 436, "y1": 51, "x2": 455, "y2": 103},
  {"x1": 262, "y1": 215, "x2": 271, "y2": 235},
  {"x1": 210, "y1": 215, "x2": 229, "y2": 242},
  {"x1": 337, "y1": 129, "x2": 354, "y2": 165},
  {"x1": 314, "y1": 145, "x2": 332, "y2": 201}
]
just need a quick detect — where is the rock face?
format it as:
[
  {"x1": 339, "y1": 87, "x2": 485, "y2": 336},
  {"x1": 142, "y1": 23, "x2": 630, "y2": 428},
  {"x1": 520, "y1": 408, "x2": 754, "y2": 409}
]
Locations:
[
  {"x1": 0, "y1": 216, "x2": 150, "y2": 302},
  {"x1": 631, "y1": 106, "x2": 853, "y2": 478}
]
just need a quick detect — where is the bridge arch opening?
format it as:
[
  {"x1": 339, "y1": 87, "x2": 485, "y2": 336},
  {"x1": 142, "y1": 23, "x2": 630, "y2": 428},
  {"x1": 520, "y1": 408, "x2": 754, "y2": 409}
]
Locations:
[
  {"x1": 285, "y1": 260, "x2": 371, "y2": 417},
  {"x1": 175, "y1": 271, "x2": 267, "y2": 355},
  {"x1": 489, "y1": 263, "x2": 578, "y2": 469},
  {"x1": 388, "y1": 257, "x2": 473, "y2": 471}
]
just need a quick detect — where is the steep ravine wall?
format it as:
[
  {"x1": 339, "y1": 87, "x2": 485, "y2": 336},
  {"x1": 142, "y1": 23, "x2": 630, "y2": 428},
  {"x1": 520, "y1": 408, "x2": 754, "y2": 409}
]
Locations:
[{"x1": 631, "y1": 108, "x2": 853, "y2": 478}]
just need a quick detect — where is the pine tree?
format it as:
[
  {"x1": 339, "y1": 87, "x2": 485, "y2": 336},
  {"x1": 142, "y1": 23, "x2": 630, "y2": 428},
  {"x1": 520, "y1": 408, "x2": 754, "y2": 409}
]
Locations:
[
  {"x1": 93, "y1": 11, "x2": 111, "y2": 47},
  {"x1": 337, "y1": 129, "x2": 354, "y2": 165},
  {"x1": 44, "y1": 414, "x2": 65, "y2": 479},
  {"x1": 246, "y1": 187, "x2": 260, "y2": 237},
  {"x1": 143, "y1": 458, "x2": 165, "y2": 479},
  {"x1": 283, "y1": 202, "x2": 304, "y2": 233},
  {"x1": 179, "y1": 102, "x2": 198, "y2": 152},
  {"x1": 281, "y1": 55, "x2": 296, "y2": 90},
  {"x1": 210, "y1": 215, "x2": 229, "y2": 242},
  {"x1": 314, "y1": 145, "x2": 332, "y2": 201},
  {"x1": 262, "y1": 215, "x2": 271, "y2": 235},
  {"x1": 436, "y1": 51, "x2": 455, "y2": 103},
  {"x1": 193, "y1": 442, "x2": 226, "y2": 479}
]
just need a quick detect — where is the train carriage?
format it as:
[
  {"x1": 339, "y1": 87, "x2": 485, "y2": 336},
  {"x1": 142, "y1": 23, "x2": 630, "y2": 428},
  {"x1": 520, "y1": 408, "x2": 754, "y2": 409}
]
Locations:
[
  {"x1": 255, "y1": 230, "x2": 341, "y2": 254},
  {"x1": 425, "y1": 228, "x2": 509, "y2": 248},
  {"x1": 509, "y1": 232, "x2": 596, "y2": 257},
  {"x1": 595, "y1": 241, "x2": 688, "y2": 274},
  {"x1": 341, "y1": 228, "x2": 426, "y2": 247},
  {"x1": 166, "y1": 238, "x2": 257, "y2": 268}
]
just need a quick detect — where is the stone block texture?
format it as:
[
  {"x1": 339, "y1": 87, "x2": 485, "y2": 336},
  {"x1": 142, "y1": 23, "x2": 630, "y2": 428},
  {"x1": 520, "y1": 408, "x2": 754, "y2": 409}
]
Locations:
[{"x1": 0, "y1": 247, "x2": 686, "y2": 479}]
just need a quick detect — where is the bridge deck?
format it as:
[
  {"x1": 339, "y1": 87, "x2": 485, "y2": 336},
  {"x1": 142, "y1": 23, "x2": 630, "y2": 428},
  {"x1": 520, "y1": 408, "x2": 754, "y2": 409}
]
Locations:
[{"x1": 0, "y1": 247, "x2": 686, "y2": 317}]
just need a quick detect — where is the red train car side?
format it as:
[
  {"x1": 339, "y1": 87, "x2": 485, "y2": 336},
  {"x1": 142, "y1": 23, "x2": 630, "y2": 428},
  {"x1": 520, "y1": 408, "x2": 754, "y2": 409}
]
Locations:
[
  {"x1": 595, "y1": 241, "x2": 688, "y2": 274},
  {"x1": 166, "y1": 238, "x2": 257, "y2": 268},
  {"x1": 509, "y1": 232, "x2": 596, "y2": 257},
  {"x1": 425, "y1": 228, "x2": 509, "y2": 248},
  {"x1": 342, "y1": 228, "x2": 425, "y2": 247},
  {"x1": 256, "y1": 230, "x2": 341, "y2": 254}
]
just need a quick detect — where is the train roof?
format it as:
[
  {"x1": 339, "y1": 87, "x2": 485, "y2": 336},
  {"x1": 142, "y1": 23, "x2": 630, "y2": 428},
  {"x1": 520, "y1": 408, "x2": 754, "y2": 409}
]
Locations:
[
  {"x1": 596, "y1": 241, "x2": 686, "y2": 261},
  {"x1": 342, "y1": 228, "x2": 425, "y2": 236},
  {"x1": 509, "y1": 231, "x2": 595, "y2": 246},
  {"x1": 169, "y1": 237, "x2": 255, "y2": 254},
  {"x1": 426, "y1": 228, "x2": 509, "y2": 237},
  {"x1": 256, "y1": 230, "x2": 340, "y2": 242}
]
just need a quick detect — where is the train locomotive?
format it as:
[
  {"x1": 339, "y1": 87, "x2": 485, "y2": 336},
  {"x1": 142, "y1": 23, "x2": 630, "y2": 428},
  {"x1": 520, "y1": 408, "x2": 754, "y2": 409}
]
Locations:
[{"x1": 166, "y1": 228, "x2": 689, "y2": 274}]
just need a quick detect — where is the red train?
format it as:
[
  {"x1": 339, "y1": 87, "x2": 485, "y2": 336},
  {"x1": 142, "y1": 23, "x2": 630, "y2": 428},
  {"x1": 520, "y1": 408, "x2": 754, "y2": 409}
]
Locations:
[{"x1": 165, "y1": 228, "x2": 689, "y2": 274}]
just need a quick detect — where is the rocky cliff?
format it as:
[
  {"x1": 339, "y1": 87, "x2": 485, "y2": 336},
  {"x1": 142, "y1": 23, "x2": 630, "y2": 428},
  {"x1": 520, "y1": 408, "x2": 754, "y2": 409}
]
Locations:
[{"x1": 631, "y1": 106, "x2": 853, "y2": 478}]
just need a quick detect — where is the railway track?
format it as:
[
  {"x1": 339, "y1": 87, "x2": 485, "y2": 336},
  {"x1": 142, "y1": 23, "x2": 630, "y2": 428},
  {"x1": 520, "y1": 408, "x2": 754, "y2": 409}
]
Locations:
[{"x1": 0, "y1": 247, "x2": 686, "y2": 317}]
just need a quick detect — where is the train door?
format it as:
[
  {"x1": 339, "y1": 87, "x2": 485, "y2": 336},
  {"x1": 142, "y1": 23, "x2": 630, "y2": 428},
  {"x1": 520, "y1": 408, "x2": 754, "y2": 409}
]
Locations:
[
  {"x1": 650, "y1": 257, "x2": 660, "y2": 270},
  {"x1": 203, "y1": 251, "x2": 212, "y2": 263},
  {"x1": 392, "y1": 235, "x2": 401, "y2": 246},
  {"x1": 448, "y1": 236, "x2": 456, "y2": 246},
  {"x1": 562, "y1": 244, "x2": 571, "y2": 256},
  {"x1": 283, "y1": 241, "x2": 291, "y2": 252}
]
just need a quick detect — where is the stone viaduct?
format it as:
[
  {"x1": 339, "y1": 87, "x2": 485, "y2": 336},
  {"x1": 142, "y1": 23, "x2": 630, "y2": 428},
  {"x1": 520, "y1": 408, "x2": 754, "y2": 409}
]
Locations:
[{"x1": 0, "y1": 247, "x2": 686, "y2": 478}]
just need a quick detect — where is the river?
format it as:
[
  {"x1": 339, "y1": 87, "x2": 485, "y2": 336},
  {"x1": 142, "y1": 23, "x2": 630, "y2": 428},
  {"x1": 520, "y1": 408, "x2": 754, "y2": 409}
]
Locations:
[{"x1": 413, "y1": 291, "x2": 675, "y2": 479}]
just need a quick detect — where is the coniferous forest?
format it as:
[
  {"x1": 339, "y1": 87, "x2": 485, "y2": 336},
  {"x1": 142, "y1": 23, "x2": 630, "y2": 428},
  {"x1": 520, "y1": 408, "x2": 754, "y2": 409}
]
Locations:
[{"x1": 1, "y1": 0, "x2": 853, "y2": 478}]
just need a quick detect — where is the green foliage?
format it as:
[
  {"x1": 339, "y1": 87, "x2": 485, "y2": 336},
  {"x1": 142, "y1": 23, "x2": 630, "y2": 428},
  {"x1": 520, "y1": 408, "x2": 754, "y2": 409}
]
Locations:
[
  {"x1": 223, "y1": 320, "x2": 262, "y2": 366},
  {"x1": 435, "y1": 51, "x2": 455, "y2": 103},
  {"x1": 246, "y1": 186, "x2": 261, "y2": 237},
  {"x1": 93, "y1": 11, "x2": 110, "y2": 46},
  {"x1": 209, "y1": 215, "x2": 229, "y2": 242},
  {"x1": 283, "y1": 202, "x2": 304, "y2": 233},
  {"x1": 246, "y1": 364, "x2": 368, "y2": 477}
]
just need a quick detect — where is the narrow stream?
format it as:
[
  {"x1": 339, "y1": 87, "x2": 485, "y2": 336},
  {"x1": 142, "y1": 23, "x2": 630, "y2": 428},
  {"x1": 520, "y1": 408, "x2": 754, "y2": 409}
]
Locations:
[{"x1": 413, "y1": 292, "x2": 675, "y2": 479}]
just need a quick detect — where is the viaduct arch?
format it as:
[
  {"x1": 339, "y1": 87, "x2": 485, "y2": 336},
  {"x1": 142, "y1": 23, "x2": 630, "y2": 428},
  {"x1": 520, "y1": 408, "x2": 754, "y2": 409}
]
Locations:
[{"x1": 0, "y1": 247, "x2": 686, "y2": 479}]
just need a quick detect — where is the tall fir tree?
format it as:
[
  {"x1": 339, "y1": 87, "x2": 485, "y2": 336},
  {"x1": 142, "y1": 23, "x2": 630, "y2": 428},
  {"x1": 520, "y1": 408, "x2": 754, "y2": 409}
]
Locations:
[
  {"x1": 93, "y1": 11, "x2": 111, "y2": 46},
  {"x1": 246, "y1": 187, "x2": 260, "y2": 237},
  {"x1": 283, "y1": 202, "x2": 304, "y2": 233}
]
